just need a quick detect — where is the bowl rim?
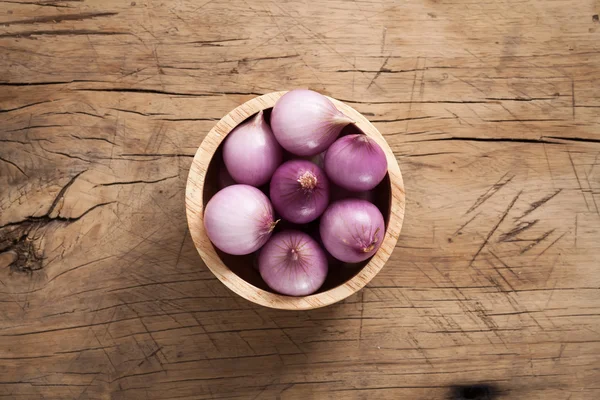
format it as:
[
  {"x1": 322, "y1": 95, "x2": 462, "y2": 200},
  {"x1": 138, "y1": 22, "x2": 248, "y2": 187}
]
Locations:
[{"x1": 185, "y1": 91, "x2": 405, "y2": 310}]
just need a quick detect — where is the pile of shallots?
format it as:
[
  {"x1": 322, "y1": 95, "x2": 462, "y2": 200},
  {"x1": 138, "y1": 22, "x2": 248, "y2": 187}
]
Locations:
[{"x1": 204, "y1": 89, "x2": 387, "y2": 296}]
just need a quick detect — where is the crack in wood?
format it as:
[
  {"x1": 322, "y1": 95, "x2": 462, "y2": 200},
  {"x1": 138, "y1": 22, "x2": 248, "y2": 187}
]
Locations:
[
  {"x1": 92, "y1": 174, "x2": 178, "y2": 188},
  {"x1": 0, "y1": 30, "x2": 129, "y2": 38},
  {"x1": 3, "y1": 11, "x2": 118, "y2": 26}
]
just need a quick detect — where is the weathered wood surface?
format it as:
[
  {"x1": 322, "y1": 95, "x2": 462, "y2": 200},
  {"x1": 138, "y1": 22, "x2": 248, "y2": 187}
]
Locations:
[{"x1": 0, "y1": 0, "x2": 599, "y2": 399}]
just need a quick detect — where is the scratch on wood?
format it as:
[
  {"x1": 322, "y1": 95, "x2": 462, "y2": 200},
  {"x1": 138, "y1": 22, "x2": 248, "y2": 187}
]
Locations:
[
  {"x1": 453, "y1": 212, "x2": 480, "y2": 236},
  {"x1": 403, "y1": 57, "x2": 421, "y2": 135},
  {"x1": 137, "y1": 346, "x2": 163, "y2": 367},
  {"x1": 519, "y1": 190, "x2": 562, "y2": 219},
  {"x1": 466, "y1": 172, "x2": 514, "y2": 214},
  {"x1": 520, "y1": 229, "x2": 556, "y2": 254},
  {"x1": 407, "y1": 332, "x2": 432, "y2": 367},
  {"x1": 469, "y1": 191, "x2": 521, "y2": 268},
  {"x1": 500, "y1": 220, "x2": 539, "y2": 242},
  {"x1": 367, "y1": 54, "x2": 391, "y2": 89},
  {"x1": 554, "y1": 343, "x2": 566, "y2": 361},
  {"x1": 535, "y1": 232, "x2": 567, "y2": 260},
  {"x1": 413, "y1": 263, "x2": 438, "y2": 287},
  {"x1": 567, "y1": 152, "x2": 589, "y2": 211},
  {"x1": 380, "y1": 26, "x2": 387, "y2": 54},
  {"x1": 489, "y1": 251, "x2": 520, "y2": 281},
  {"x1": 487, "y1": 258, "x2": 515, "y2": 292},
  {"x1": 358, "y1": 291, "x2": 365, "y2": 347},
  {"x1": 571, "y1": 79, "x2": 575, "y2": 119}
]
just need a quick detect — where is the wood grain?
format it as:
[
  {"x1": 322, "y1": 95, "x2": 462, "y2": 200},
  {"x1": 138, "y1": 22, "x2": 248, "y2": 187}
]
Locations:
[{"x1": 1, "y1": 0, "x2": 599, "y2": 399}]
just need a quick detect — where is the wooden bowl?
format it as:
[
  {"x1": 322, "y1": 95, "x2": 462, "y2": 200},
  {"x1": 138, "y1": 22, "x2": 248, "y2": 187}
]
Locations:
[{"x1": 185, "y1": 91, "x2": 405, "y2": 310}]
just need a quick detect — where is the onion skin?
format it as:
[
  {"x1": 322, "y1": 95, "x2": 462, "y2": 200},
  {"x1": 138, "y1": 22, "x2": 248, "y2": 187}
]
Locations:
[
  {"x1": 304, "y1": 151, "x2": 326, "y2": 168},
  {"x1": 319, "y1": 199, "x2": 385, "y2": 263},
  {"x1": 271, "y1": 89, "x2": 354, "y2": 156},
  {"x1": 270, "y1": 160, "x2": 330, "y2": 224},
  {"x1": 223, "y1": 110, "x2": 282, "y2": 187},
  {"x1": 204, "y1": 184, "x2": 278, "y2": 255},
  {"x1": 258, "y1": 230, "x2": 328, "y2": 296},
  {"x1": 324, "y1": 134, "x2": 387, "y2": 191}
]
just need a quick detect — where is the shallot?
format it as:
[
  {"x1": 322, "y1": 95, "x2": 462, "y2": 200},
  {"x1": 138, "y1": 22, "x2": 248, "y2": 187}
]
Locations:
[
  {"x1": 270, "y1": 160, "x2": 329, "y2": 224},
  {"x1": 324, "y1": 134, "x2": 387, "y2": 191},
  {"x1": 223, "y1": 110, "x2": 282, "y2": 187},
  {"x1": 258, "y1": 230, "x2": 328, "y2": 296},
  {"x1": 319, "y1": 199, "x2": 385, "y2": 263},
  {"x1": 204, "y1": 184, "x2": 278, "y2": 255},
  {"x1": 271, "y1": 89, "x2": 353, "y2": 156}
]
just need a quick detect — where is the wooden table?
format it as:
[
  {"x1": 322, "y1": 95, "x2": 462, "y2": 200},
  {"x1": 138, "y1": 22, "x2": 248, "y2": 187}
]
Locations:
[{"x1": 1, "y1": 1, "x2": 599, "y2": 399}]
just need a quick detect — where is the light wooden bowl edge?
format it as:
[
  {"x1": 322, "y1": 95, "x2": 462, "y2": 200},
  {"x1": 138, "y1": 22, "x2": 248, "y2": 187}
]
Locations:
[{"x1": 185, "y1": 91, "x2": 405, "y2": 310}]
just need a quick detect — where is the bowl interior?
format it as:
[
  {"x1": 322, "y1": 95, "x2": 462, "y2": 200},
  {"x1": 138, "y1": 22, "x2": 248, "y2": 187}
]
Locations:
[{"x1": 202, "y1": 108, "x2": 392, "y2": 295}]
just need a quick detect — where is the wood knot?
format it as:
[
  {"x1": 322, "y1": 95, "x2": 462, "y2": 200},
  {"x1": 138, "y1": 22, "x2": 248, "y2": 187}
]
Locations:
[{"x1": 2, "y1": 229, "x2": 44, "y2": 274}]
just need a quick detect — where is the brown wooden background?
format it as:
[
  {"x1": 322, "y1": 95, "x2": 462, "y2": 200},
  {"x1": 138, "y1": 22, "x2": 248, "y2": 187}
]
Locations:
[{"x1": 1, "y1": 0, "x2": 599, "y2": 399}]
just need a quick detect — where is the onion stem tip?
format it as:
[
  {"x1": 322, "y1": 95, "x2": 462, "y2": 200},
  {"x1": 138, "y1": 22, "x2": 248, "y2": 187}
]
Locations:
[
  {"x1": 253, "y1": 110, "x2": 265, "y2": 125},
  {"x1": 269, "y1": 219, "x2": 280, "y2": 233},
  {"x1": 297, "y1": 171, "x2": 318, "y2": 190},
  {"x1": 332, "y1": 113, "x2": 355, "y2": 125}
]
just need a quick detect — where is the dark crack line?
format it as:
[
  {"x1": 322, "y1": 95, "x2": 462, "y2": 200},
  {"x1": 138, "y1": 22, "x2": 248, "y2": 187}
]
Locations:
[
  {"x1": 3, "y1": 11, "x2": 118, "y2": 25},
  {"x1": 47, "y1": 170, "x2": 87, "y2": 215},
  {"x1": 484, "y1": 97, "x2": 557, "y2": 102},
  {"x1": 119, "y1": 153, "x2": 194, "y2": 158},
  {"x1": 0, "y1": 79, "x2": 105, "y2": 87},
  {"x1": 410, "y1": 136, "x2": 560, "y2": 145},
  {"x1": 108, "y1": 107, "x2": 168, "y2": 117},
  {"x1": 0, "y1": 30, "x2": 130, "y2": 38},
  {"x1": 70, "y1": 135, "x2": 116, "y2": 146},
  {"x1": 370, "y1": 116, "x2": 434, "y2": 123},
  {"x1": 78, "y1": 88, "x2": 263, "y2": 97},
  {"x1": 0, "y1": 0, "x2": 79, "y2": 8},
  {"x1": 0, "y1": 100, "x2": 52, "y2": 114},
  {"x1": 6, "y1": 124, "x2": 63, "y2": 133},
  {"x1": 0, "y1": 202, "x2": 115, "y2": 231},
  {"x1": 93, "y1": 174, "x2": 178, "y2": 188},
  {"x1": 0, "y1": 156, "x2": 28, "y2": 177},
  {"x1": 542, "y1": 136, "x2": 600, "y2": 145}
]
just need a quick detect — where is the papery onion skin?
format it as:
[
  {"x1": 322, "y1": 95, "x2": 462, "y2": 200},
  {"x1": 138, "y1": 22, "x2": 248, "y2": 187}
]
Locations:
[
  {"x1": 319, "y1": 199, "x2": 385, "y2": 263},
  {"x1": 258, "y1": 230, "x2": 328, "y2": 296},
  {"x1": 304, "y1": 151, "x2": 326, "y2": 168},
  {"x1": 270, "y1": 160, "x2": 330, "y2": 224},
  {"x1": 204, "y1": 184, "x2": 278, "y2": 255},
  {"x1": 324, "y1": 134, "x2": 387, "y2": 191},
  {"x1": 271, "y1": 89, "x2": 354, "y2": 156},
  {"x1": 223, "y1": 110, "x2": 283, "y2": 187}
]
